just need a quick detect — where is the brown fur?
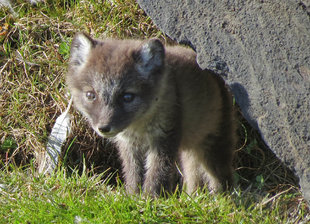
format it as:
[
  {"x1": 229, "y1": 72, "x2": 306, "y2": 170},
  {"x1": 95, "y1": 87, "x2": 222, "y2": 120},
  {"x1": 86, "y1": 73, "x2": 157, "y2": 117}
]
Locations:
[{"x1": 67, "y1": 33, "x2": 236, "y2": 196}]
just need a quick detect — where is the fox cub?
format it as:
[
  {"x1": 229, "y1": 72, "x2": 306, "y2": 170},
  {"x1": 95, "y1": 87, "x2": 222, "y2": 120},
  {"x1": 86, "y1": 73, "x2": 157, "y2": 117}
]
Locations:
[{"x1": 67, "y1": 33, "x2": 236, "y2": 196}]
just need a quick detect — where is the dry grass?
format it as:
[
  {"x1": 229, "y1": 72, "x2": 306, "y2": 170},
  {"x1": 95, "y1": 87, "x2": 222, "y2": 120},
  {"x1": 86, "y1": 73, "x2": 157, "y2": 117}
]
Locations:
[{"x1": 0, "y1": 0, "x2": 309, "y2": 221}]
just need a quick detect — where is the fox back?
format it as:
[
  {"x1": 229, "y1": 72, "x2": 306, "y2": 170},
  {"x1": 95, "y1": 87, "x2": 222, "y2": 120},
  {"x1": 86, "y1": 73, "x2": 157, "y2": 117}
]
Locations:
[{"x1": 67, "y1": 33, "x2": 236, "y2": 196}]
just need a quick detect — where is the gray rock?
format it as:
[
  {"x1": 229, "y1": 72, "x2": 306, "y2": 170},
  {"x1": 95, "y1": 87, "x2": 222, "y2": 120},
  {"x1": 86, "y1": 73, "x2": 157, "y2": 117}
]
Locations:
[{"x1": 137, "y1": 0, "x2": 310, "y2": 202}]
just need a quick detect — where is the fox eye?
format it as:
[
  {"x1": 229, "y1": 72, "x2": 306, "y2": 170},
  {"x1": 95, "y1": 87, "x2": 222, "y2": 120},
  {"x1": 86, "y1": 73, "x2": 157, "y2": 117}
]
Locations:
[
  {"x1": 122, "y1": 93, "x2": 135, "y2": 103},
  {"x1": 85, "y1": 91, "x2": 96, "y2": 101}
]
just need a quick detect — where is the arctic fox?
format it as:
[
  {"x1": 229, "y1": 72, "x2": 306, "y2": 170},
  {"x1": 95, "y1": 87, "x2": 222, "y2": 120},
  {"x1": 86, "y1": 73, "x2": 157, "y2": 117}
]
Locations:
[{"x1": 67, "y1": 33, "x2": 236, "y2": 196}]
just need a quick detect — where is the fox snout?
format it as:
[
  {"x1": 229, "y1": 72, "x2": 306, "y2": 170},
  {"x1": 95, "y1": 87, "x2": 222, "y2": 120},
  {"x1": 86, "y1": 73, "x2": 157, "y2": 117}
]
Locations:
[
  {"x1": 95, "y1": 121, "x2": 125, "y2": 138},
  {"x1": 95, "y1": 124, "x2": 117, "y2": 137},
  {"x1": 98, "y1": 125, "x2": 111, "y2": 134}
]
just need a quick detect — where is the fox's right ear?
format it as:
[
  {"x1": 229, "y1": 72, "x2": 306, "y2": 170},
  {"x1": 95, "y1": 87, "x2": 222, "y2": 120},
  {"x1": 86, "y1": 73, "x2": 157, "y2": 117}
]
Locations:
[
  {"x1": 134, "y1": 39, "x2": 165, "y2": 77},
  {"x1": 69, "y1": 33, "x2": 95, "y2": 69}
]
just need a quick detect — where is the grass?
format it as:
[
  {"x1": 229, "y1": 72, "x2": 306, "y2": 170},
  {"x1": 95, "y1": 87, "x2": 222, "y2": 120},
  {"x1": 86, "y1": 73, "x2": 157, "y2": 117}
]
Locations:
[
  {"x1": 0, "y1": 166, "x2": 308, "y2": 223},
  {"x1": 0, "y1": 0, "x2": 309, "y2": 223}
]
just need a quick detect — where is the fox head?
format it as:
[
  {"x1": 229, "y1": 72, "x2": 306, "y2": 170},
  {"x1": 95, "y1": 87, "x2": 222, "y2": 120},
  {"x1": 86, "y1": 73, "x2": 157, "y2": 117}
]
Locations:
[{"x1": 67, "y1": 33, "x2": 165, "y2": 138}]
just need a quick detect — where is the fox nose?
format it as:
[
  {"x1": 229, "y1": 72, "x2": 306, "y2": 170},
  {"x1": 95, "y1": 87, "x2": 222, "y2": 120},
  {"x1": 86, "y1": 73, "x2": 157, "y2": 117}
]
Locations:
[{"x1": 98, "y1": 125, "x2": 111, "y2": 134}]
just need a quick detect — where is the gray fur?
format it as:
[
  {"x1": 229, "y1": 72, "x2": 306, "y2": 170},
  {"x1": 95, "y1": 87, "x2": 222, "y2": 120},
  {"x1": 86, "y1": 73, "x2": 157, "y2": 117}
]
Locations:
[{"x1": 67, "y1": 33, "x2": 236, "y2": 196}]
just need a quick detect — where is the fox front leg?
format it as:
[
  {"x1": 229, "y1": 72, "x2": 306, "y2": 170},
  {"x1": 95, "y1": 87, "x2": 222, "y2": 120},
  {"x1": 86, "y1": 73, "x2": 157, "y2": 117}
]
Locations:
[{"x1": 143, "y1": 135, "x2": 180, "y2": 197}]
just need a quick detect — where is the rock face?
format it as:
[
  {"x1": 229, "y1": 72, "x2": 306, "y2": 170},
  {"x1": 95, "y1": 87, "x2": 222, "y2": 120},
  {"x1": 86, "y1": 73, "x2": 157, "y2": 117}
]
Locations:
[{"x1": 137, "y1": 0, "x2": 310, "y2": 202}]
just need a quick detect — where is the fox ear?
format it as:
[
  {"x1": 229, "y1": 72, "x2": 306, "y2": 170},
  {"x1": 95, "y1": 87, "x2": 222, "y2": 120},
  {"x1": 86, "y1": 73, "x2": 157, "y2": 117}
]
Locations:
[
  {"x1": 69, "y1": 33, "x2": 95, "y2": 69},
  {"x1": 135, "y1": 39, "x2": 165, "y2": 76}
]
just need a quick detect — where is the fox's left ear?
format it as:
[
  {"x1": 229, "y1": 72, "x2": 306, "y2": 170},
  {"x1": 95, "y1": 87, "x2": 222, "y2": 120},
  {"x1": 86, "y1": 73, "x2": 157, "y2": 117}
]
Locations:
[
  {"x1": 69, "y1": 33, "x2": 95, "y2": 70},
  {"x1": 134, "y1": 39, "x2": 165, "y2": 75}
]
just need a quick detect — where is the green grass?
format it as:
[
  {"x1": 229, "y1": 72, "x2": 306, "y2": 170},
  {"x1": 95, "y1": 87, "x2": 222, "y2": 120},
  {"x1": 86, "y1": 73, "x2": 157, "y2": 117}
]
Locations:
[
  {"x1": 0, "y1": 166, "x2": 308, "y2": 223},
  {"x1": 0, "y1": 0, "x2": 309, "y2": 223}
]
